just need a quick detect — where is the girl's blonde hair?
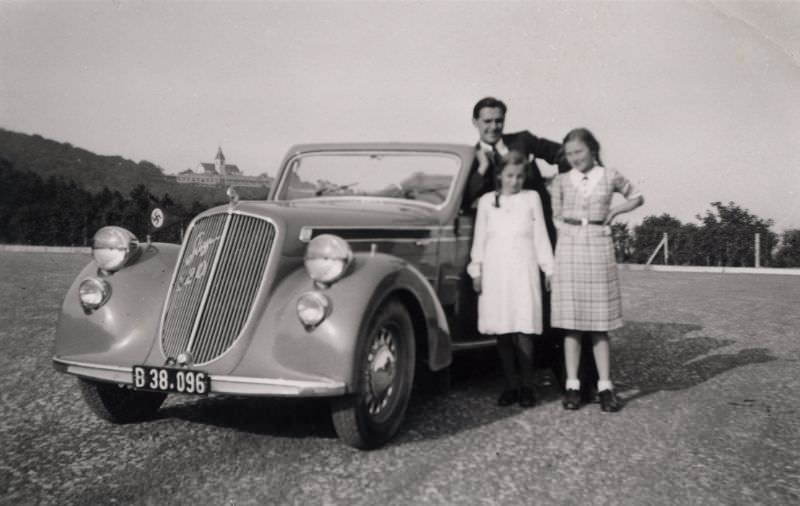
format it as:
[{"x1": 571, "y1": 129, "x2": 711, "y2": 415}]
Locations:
[{"x1": 493, "y1": 150, "x2": 529, "y2": 207}]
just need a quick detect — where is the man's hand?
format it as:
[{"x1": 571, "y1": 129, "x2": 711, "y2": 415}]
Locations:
[
  {"x1": 472, "y1": 276, "x2": 482, "y2": 294},
  {"x1": 475, "y1": 149, "x2": 490, "y2": 176}
]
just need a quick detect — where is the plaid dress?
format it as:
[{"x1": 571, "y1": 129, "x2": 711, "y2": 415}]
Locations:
[{"x1": 550, "y1": 167, "x2": 640, "y2": 331}]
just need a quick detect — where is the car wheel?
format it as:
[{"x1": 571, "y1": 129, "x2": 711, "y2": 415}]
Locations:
[
  {"x1": 331, "y1": 300, "x2": 416, "y2": 449},
  {"x1": 79, "y1": 378, "x2": 167, "y2": 423}
]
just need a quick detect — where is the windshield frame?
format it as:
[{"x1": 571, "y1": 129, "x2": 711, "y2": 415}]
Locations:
[{"x1": 272, "y1": 150, "x2": 463, "y2": 211}]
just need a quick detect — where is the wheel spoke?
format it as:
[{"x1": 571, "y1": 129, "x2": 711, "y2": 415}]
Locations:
[{"x1": 365, "y1": 324, "x2": 401, "y2": 418}]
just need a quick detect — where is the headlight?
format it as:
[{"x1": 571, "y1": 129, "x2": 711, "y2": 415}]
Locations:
[
  {"x1": 79, "y1": 278, "x2": 111, "y2": 311},
  {"x1": 304, "y1": 234, "x2": 353, "y2": 285},
  {"x1": 297, "y1": 291, "x2": 331, "y2": 330},
  {"x1": 92, "y1": 226, "x2": 140, "y2": 272}
]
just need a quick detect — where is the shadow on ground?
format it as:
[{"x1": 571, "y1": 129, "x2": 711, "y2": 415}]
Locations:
[
  {"x1": 156, "y1": 321, "x2": 777, "y2": 445},
  {"x1": 159, "y1": 396, "x2": 340, "y2": 440},
  {"x1": 157, "y1": 348, "x2": 521, "y2": 444},
  {"x1": 612, "y1": 321, "x2": 777, "y2": 405}
]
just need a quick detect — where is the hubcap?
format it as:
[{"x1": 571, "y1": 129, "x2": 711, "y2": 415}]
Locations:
[{"x1": 365, "y1": 326, "x2": 398, "y2": 417}]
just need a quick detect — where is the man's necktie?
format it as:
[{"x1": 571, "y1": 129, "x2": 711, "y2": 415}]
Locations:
[{"x1": 491, "y1": 145, "x2": 502, "y2": 169}]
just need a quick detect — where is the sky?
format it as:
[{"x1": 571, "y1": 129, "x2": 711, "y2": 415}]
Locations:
[{"x1": 1, "y1": 0, "x2": 799, "y2": 230}]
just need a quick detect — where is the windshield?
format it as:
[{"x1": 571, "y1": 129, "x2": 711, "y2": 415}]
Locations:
[{"x1": 274, "y1": 152, "x2": 461, "y2": 208}]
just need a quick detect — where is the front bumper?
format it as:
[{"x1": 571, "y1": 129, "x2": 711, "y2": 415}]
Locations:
[{"x1": 53, "y1": 358, "x2": 348, "y2": 397}]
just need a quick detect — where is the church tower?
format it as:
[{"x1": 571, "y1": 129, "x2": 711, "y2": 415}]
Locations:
[{"x1": 214, "y1": 146, "x2": 226, "y2": 174}]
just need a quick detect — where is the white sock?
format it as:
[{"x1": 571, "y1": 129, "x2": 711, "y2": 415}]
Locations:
[
  {"x1": 566, "y1": 379, "x2": 580, "y2": 391},
  {"x1": 597, "y1": 380, "x2": 614, "y2": 392}
]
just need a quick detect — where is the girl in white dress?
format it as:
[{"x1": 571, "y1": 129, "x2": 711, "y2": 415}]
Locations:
[{"x1": 468, "y1": 150, "x2": 554, "y2": 407}]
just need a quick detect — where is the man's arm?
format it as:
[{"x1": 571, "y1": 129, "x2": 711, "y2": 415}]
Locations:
[{"x1": 519, "y1": 131, "x2": 570, "y2": 173}]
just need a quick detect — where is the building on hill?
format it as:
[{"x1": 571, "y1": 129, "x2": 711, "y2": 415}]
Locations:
[{"x1": 176, "y1": 147, "x2": 270, "y2": 188}]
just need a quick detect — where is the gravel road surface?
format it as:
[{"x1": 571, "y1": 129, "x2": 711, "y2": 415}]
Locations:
[{"x1": 1, "y1": 252, "x2": 798, "y2": 505}]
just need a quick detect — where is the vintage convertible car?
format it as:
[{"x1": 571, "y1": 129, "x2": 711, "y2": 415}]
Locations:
[{"x1": 53, "y1": 143, "x2": 520, "y2": 449}]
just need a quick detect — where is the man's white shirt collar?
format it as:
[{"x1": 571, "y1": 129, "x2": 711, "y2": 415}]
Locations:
[
  {"x1": 478, "y1": 139, "x2": 509, "y2": 156},
  {"x1": 569, "y1": 165, "x2": 603, "y2": 197}
]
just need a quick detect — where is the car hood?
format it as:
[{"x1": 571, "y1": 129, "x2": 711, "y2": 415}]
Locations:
[{"x1": 198, "y1": 199, "x2": 442, "y2": 256}]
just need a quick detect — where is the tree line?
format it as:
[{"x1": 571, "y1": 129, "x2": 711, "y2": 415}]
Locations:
[{"x1": 611, "y1": 202, "x2": 800, "y2": 267}]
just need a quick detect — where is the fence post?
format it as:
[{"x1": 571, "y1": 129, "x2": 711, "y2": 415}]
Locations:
[
  {"x1": 755, "y1": 233, "x2": 761, "y2": 268},
  {"x1": 646, "y1": 233, "x2": 669, "y2": 265}
]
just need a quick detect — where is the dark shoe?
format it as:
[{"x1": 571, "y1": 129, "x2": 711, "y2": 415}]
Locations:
[
  {"x1": 562, "y1": 389, "x2": 580, "y2": 410},
  {"x1": 497, "y1": 389, "x2": 519, "y2": 407},
  {"x1": 519, "y1": 387, "x2": 536, "y2": 408},
  {"x1": 599, "y1": 389, "x2": 622, "y2": 412}
]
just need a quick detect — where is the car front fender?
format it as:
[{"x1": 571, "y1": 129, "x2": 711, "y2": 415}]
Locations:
[
  {"x1": 234, "y1": 251, "x2": 452, "y2": 391},
  {"x1": 53, "y1": 243, "x2": 180, "y2": 364}
]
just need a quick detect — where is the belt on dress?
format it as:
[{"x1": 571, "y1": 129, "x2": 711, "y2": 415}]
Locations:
[{"x1": 562, "y1": 217, "x2": 605, "y2": 226}]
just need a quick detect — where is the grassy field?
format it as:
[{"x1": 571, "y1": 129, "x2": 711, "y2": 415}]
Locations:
[{"x1": 1, "y1": 251, "x2": 799, "y2": 505}]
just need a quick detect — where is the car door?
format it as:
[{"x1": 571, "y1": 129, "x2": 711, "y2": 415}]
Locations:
[{"x1": 436, "y1": 212, "x2": 490, "y2": 347}]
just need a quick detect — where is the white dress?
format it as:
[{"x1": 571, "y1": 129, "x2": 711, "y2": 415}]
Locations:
[{"x1": 467, "y1": 190, "x2": 554, "y2": 335}]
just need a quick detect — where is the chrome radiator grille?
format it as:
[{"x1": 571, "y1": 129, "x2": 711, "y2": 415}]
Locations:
[{"x1": 161, "y1": 213, "x2": 276, "y2": 364}]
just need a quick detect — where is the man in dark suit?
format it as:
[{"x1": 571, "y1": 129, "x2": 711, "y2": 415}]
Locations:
[{"x1": 463, "y1": 96, "x2": 570, "y2": 243}]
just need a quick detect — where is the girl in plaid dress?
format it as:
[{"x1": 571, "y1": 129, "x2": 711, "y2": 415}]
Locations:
[
  {"x1": 551, "y1": 128, "x2": 643, "y2": 412},
  {"x1": 468, "y1": 150, "x2": 554, "y2": 408}
]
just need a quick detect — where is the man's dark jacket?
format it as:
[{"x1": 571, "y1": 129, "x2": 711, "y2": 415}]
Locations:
[{"x1": 463, "y1": 130, "x2": 570, "y2": 244}]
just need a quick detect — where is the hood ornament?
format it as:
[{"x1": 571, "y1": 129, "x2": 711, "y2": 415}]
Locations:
[{"x1": 226, "y1": 186, "x2": 240, "y2": 209}]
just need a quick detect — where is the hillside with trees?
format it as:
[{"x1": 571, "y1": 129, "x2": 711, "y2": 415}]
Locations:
[
  {"x1": 0, "y1": 129, "x2": 268, "y2": 208},
  {"x1": 0, "y1": 158, "x2": 198, "y2": 245}
]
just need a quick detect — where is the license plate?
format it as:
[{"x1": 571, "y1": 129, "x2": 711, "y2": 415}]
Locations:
[{"x1": 132, "y1": 366, "x2": 210, "y2": 395}]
